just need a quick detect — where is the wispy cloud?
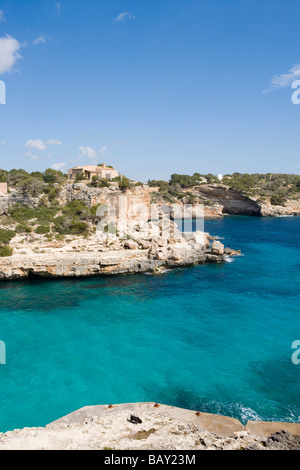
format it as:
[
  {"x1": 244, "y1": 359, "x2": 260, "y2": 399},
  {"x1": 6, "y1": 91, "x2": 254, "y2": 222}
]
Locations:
[
  {"x1": 25, "y1": 139, "x2": 46, "y2": 151},
  {"x1": 25, "y1": 139, "x2": 62, "y2": 150},
  {"x1": 0, "y1": 140, "x2": 6, "y2": 145},
  {"x1": 114, "y1": 12, "x2": 136, "y2": 23},
  {"x1": 0, "y1": 10, "x2": 5, "y2": 22},
  {"x1": 47, "y1": 139, "x2": 62, "y2": 146},
  {"x1": 71, "y1": 146, "x2": 112, "y2": 164},
  {"x1": 99, "y1": 146, "x2": 110, "y2": 159},
  {"x1": 78, "y1": 146, "x2": 97, "y2": 161},
  {"x1": 32, "y1": 36, "x2": 47, "y2": 46},
  {"x1": 51, "y1": 162, "x2": 66, "y2": 170},
  {"x1": 25, "y1": 139, "x2": 62, "y2": 160},
  {"x1": 26, "y1": 151, "x2": 39, "y2": 160},
  {"x1": 0, "y1": 35, "x2": 21, "y2": 75},
  {"x1": 264, "y1": 63, "x2": 300, "y2": 93}
]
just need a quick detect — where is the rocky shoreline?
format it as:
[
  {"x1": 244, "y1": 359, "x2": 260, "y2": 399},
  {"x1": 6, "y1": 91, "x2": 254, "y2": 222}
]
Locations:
[
  {"x1": 0, "y1": 403, "x2": 299, "y2": 450},
  {"x1": 0, "y1": 232, "x2": 239, "y2": 281}
]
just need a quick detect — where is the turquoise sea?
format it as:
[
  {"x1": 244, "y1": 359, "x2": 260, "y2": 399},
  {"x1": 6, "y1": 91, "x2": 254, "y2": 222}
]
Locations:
[{"x1": 0, "y1": 216, "x2": 299, "y2": 432}]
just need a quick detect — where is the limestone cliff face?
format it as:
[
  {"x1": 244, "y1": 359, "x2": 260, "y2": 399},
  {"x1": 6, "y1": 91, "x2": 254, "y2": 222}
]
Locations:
[
  {"x1": 0, "y1": 241, "x2": 226, "y2": 281},
  {"x1": 190, "y1": 185, "x2": 262, "y2": 216},
  {"x1": 259, "y1": 199, "x2": 300, "y2": 217},
  {"x1": 0, "y1": 189, "x2": 40, "y2": 215},
  {"x1": 189, "y1": 184, "x2": 300, "y2": 217},
  {"x1": 1, "y1": 182, "x2": 299, "y2": 219},
  {"x1": 61, "y1": 183, "x2": 224, "y2": 220}
]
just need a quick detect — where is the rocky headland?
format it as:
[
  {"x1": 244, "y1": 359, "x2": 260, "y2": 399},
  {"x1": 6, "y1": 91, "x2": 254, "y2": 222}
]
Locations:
[
  {"x1": 0, "y1": 174, "x2": 298, "y2": 279},
  {"x1": 0, "y1": 223, "x2": 239, "y2": 280},
  {"x1": 0, "y1": 182, "x2": 244, "y2": 280},
  {"x1": 0, "y1": 402, "x2": 299, "y2": 450}
]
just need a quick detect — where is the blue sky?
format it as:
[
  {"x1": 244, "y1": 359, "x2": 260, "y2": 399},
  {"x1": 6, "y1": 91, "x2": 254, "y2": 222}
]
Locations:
[{"x1": 0, "y1": 0, "x2": 299, "y2": 181}]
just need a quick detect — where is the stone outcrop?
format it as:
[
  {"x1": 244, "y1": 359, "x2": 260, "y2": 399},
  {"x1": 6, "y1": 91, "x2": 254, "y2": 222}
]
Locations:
[
  {"x1": 0, "y1": 205, "x2": 230, "y2": 280},
  {"x1": 211, "y1": 240, "x2": 225, "y2": 255},
  {"x1": 190, "y1": 184, "x2": 262, "y2": 216},
  {"x1": 0, "y1": 189, "x2": 40, "y2": 215},
  {"x1": 188, "y1": 184, "x2": 300, "y2": 217},
  {"x1": 259, "y1": 199, "x2": 300, "y2": 217},
  {"x1": 0, "y1": 403, "x2": 299, "y2": 450},
  {"x1": 0, "y1": 238, "x2": 227, "y2": 281}
]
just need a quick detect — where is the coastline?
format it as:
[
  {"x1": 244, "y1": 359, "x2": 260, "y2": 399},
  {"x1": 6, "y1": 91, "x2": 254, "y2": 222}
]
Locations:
[
  {"x1": 0, "y1": 239, "x2": 239, "y2": 281},
  {"x1": 0, "y1": 402, "x2": 299, "y2": 450}
]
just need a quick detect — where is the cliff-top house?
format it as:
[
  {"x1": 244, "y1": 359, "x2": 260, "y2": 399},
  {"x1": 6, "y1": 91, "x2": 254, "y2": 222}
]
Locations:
[{"x1": 68, "y1": 163, "x2": 119, "y2": 181}]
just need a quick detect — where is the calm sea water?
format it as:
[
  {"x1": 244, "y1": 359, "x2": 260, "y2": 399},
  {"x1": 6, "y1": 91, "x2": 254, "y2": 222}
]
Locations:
[{"x1": 0, "y1": 216, "x2": 299, "y2": 432}]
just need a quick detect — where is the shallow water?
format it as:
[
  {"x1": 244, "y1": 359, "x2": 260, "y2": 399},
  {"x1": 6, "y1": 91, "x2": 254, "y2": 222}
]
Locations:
[{"x1": 0, "y1": 216, "x2": 299, "y2": 432}]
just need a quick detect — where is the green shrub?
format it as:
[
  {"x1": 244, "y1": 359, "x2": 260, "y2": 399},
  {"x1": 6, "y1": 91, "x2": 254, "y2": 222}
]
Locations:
[
  {"x1": 113, "y1": 176, "x2": 132, "y2": 191},
  {"x1": 270, "y1": 194, "x2": 286, "y2": 206},
  {"x1": 99, "y1": 180, "x2": 110, "y2": 188},
  {"x1": 35, "y1": 225, "x2": 50, "y2": 235},
  {"x1": 9, "y1": 205, "x2": 36, "y2": 222},
  {"x1": 62, "y1": 201, "x2": 89, "y2": 218},
  {"x1": 53, "y1": 215, "x2": 88, "y2": 235},
  {"x1": 44, "y1": 185, "x2": 60, "y2": 202},
  {"x1": 0, "y1": 245, "x2": 13, "y2": 257},
  {"x1": 18, "y1": 177, "x2": 45, "y2": 196},
  {"x1": 0, "y1": 229, "x2": 15, "y2": 244},
  {"x1": 9, "y1": 205, "x2": 58, "y2": 224},
  {"x1": 43, "y1": 168, "x2": 67, "y2": 184},
  {"x1": 15, "y1": 224, "x2": 32, "y2": 234},
  {"x1": 148, "y1": 180, "x2": 169, "y2": 191},
  {"x1": 35, "y1": 206, "x2": 58, "y2": 223}
]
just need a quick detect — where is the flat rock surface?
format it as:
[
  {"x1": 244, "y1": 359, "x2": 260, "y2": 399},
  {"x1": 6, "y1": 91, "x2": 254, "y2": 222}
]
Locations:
[{"x1": 0, "y1": 403, "x2": 299, "y2": 450}]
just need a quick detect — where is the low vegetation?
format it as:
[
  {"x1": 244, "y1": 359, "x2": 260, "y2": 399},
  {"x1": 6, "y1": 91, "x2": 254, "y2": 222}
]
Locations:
[
  {"x1": 0, "y1": 228, "x2": 15, "y2": 257},
  {"x1": 148, "y1": 172, "x2": 300, "y2": 206},
  {"x1": 222, "y1": 173, "x2": 300, "y2": 204}
]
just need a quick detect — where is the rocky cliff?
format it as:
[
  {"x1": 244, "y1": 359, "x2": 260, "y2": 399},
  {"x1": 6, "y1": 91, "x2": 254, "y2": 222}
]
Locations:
[
  {"x1": 1, "y1": 182, "x2": 299, "y2": 219},
  {"x1": 0, "y1": 402, "x2": 299, "y2": 450},
  {"x1": 0, "y1": 228, "x2": 238, "y2": 280},
  {"x1": 188, "y1": 184, "x2": 300, "y2": 217}
]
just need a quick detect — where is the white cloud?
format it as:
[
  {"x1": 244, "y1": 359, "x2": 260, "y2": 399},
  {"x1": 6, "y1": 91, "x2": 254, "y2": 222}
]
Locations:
[
  {"x1": 114, "y1": 12, "x2": 136, "y2": 22},
  {"x1": 0, "y1": 35, "x2": 21, "y2": 74},
  {"x1": 26, "y1": 150, "x2": 51, "y2": 160},
  {"x1": 51, "y1": 162, "x2": 66, "y2": 170},
  {"x1": 72, "y1": 145, "x2": 112, "y2": 164},
  {"x1": 32, "y1": 36, "x2": 47, "y2": 46},
  {"x1": 25, "y1": 139, "x2": 61, "y2": 160},
  {"x1": 47, "y1": 139, "x2": 62, "y2": 146},
  {"x1": 264, "y1": 63, "x2": 300, "y2": 92},
  {"x1": 0, "y1": 140, "x2": 6, "y2": 145},
  {"x1": 99, "y1": 146, "x2": 111, "y2": 159},
  {"x1": 25, "y1": 139, "x2": 46, "y2": 151},
  {"x1": 78, "y1": 146, "x2": 97, "y2": 161},
  {"x1": 25, "y1": 138, "x2": 62, "y2": 151},
  {"x1": 26, "y1": 151, "x2": 39, "y2": 160},
  {"x1": 0, "y1": 10, "x2": 5, "y2": 22}
]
